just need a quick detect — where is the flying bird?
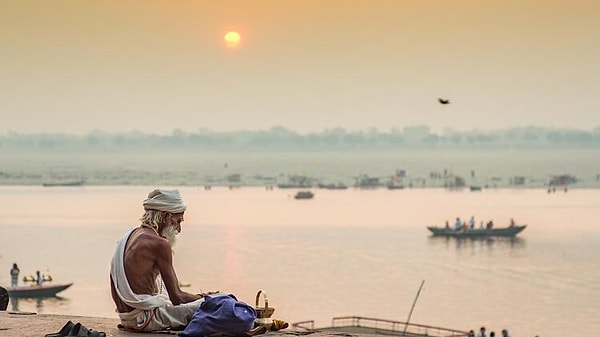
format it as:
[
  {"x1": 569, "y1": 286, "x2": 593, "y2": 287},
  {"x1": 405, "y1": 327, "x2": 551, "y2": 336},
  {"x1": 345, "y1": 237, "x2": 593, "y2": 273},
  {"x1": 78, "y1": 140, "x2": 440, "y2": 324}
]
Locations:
[{"x1": 438, "y1": 98, "x2": 450, "y2": 105}]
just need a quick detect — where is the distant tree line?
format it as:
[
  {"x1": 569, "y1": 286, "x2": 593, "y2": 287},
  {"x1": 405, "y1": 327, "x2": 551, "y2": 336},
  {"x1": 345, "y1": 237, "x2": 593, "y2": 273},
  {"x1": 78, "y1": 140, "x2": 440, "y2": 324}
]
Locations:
[{"x1": 1, "y1": 126, "x2": 600, "y2": 152}]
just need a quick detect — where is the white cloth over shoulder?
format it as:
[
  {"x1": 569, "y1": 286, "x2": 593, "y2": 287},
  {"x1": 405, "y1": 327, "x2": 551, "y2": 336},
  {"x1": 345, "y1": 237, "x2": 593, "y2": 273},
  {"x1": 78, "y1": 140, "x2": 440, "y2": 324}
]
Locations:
[
  {"x1": 110, "y1": 228, "x2": 205, "y2": 331},
  {"x1": 143, "y1": 189, "x2": 186, "y2": 213},
  {"x1": 110, "y1": 228, "x2": 170, "y2": 310}
]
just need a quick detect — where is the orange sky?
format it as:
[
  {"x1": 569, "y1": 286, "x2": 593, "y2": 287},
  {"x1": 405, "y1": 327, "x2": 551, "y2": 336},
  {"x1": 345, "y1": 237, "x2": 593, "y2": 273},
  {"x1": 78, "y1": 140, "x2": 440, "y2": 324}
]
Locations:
[{"x1": 1, "y1": 0, "x2": 599, "y2": 134}]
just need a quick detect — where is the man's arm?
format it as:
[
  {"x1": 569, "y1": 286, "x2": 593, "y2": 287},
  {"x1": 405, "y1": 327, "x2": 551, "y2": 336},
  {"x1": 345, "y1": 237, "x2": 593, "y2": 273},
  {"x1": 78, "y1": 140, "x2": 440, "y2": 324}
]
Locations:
[{"x1": 154, "y1": 239, "x2": 202, "y2": 305}]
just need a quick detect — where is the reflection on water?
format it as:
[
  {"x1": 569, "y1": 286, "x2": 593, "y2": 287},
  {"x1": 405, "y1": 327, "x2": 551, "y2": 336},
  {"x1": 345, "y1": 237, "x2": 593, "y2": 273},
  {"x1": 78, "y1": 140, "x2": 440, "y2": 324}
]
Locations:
[
  {"x1": 427, "y1": 236, "x2": 527, "y2": 250},
  {"x1": 9, "y1": 296, "x2": 68, "y2": 314}
]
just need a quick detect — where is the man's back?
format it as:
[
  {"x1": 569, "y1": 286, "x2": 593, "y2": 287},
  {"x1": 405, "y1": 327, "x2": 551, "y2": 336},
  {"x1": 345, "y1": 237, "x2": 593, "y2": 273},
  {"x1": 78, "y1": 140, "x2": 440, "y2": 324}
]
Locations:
[
  {"x1": 111, "y1": 226, "x2": 172, "y2": 313},
  {"x1": 124, "y1": 227, "x2": 169, "y2": 294}
]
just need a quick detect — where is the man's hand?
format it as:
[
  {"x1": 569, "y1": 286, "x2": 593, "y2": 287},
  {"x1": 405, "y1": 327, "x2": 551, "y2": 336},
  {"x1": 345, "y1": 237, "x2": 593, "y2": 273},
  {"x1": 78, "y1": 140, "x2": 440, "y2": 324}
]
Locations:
[{"x1": 198, "y1": 290, "x2": 221, "y2": 297}]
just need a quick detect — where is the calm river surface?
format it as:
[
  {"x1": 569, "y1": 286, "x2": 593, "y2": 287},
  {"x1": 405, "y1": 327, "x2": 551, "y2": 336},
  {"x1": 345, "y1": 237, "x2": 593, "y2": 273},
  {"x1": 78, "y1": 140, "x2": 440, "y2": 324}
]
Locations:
[{"x1": 0, "y1": 186, "x2": 598, "y2": 337}]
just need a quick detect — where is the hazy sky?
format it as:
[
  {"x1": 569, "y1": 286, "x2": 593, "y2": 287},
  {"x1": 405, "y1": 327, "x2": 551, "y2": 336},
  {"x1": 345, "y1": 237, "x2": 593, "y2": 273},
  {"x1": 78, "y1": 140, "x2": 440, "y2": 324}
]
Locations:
[{"x1": 1, "y1": 1, "x2": 599, "y2": 135}]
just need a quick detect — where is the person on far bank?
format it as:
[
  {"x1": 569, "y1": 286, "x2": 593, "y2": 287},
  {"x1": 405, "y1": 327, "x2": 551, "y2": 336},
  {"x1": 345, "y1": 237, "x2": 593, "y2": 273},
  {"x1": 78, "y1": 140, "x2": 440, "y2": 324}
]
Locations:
[
  {"x1": 10, "y1": 263, "x2": 19, "y2": 287},
  {"x1": 110, "y1": 189, "x2": 218, "y2": 332}
]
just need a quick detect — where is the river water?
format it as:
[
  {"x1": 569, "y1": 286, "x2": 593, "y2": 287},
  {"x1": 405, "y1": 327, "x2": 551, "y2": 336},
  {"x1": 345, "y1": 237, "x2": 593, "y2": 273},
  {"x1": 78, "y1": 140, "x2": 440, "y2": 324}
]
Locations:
[{"x1": 0, "y1": 186, "x2": 598, "y2": 337}]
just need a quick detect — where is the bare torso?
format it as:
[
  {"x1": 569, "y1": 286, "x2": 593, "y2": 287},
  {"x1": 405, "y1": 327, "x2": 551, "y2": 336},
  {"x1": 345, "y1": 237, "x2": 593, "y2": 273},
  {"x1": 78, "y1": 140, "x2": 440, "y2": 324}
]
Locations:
[{"x1": 111, "y1": 226, "x2": 201, "y2": 313}]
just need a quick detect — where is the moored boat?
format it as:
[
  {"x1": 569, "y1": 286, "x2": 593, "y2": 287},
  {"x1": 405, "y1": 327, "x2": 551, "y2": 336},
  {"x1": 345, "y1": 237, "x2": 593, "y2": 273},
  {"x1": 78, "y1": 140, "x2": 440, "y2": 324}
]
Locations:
[
  {"x1": 427, "y1": 225, "x2": 526, "y2": 237},
  {"x1": 317, "y1": 182, "x2": 348, "y2": 190},
  {"x1": 42, "y1": 180, "x2": 85, "y2": 187},
  {"x1": 293, "y1": 316, "x2": 469, "y2": 337},
  {"x1": 7, "y1": 283, "x2": 73, "y2": 298}
]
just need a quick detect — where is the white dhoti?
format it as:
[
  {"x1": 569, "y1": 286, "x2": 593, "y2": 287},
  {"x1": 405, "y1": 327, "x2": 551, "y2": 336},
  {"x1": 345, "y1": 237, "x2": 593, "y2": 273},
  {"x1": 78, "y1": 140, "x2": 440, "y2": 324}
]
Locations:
[
  {"x1": 110, "y1": 228, "x2": 204, "y2": 331},
  {"x1": 117, "y1": 298, "x2": 204, "y2": 331}
]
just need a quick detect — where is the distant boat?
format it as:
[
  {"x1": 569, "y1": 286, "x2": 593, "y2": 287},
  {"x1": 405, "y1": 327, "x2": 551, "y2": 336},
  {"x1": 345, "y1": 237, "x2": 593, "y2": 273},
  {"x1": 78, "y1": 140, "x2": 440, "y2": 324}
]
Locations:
[
  {"x1": 42, "y1": 179, "x2": 85, "y2": 187},
  {"x1": 470, "y1": 185, "x2": 482, "y2": 191},
  {"x1": 386, "y1": 181, "x2": 405, "y2": 190},
  {"x1": 427, "y1": 225, "x2": 527, "y2": 237},
  {"x1": 317, "y1": 182, "x2": 348, "y2": 190},
  {"x1": 7, "y1": 283, "x2": 73, "y2": 298},
  {"x1": 294, "y1": 191, "x2": 314, "y2": 199},
  {"x1": 277, "y1": 174, "x2": 314, "y2": 189},
  {"x1": 354, "y1": 175, "x2": 382, "y2": 188}
]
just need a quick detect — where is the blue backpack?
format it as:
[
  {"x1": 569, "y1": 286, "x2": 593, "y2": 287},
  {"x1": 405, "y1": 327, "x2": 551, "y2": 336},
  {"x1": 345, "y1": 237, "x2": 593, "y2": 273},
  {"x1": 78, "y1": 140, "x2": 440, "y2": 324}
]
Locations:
[{"x1": 181, "y1": 294, "x2": 257, "y2": 337}]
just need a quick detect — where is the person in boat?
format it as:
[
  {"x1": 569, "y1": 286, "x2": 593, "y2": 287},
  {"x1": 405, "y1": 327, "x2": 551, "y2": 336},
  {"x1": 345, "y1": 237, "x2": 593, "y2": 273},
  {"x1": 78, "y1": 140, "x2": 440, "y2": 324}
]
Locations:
[
  {"x1": 109, "y1": 189, "x2": 216, "y2": 332},
  {"x1": 509, "y1": 218, "x2": 515, "y2": 227},
  {"x1": 36, "y1": 270, "x2": 44, "y2": 286},
  {"x1": 468, "y1": 216, "x2": 475, "y2": 229},
  {"x1": 445, "y1": 220, "x2": 450, "y2": 229},
  {"x1": 486, "y1": 220, "x2": 494, "y2": 229},
  {"x1": 476, "y1": 326, "x2": 487, "y2": 337},
  {"x1": 454, "y1": 217, "x2": 461, "y2": 230},
  {"x1": 10, "y1": 263, "x2": 19, "y2": 288}
]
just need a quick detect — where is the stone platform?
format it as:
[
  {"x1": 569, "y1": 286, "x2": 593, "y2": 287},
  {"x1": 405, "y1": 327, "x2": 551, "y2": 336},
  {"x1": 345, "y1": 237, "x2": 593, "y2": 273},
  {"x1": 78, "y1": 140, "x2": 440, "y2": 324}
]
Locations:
[{"x1": 0, "y1": 312, "x2": 328, "y2": 337}]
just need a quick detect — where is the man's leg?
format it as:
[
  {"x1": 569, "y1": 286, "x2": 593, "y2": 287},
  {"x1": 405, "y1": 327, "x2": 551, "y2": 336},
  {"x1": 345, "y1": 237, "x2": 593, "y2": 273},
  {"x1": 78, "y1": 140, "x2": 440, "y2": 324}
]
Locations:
[{"x1": 146, "y1": 297, "x2": 205, "y2": 331}]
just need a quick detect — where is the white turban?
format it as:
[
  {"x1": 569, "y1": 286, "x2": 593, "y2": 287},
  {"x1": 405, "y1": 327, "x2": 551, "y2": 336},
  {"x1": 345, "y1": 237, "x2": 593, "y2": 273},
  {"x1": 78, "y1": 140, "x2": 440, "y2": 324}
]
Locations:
[{"x1": 143, "y1": 189, "x2": 186, "y2": 213}]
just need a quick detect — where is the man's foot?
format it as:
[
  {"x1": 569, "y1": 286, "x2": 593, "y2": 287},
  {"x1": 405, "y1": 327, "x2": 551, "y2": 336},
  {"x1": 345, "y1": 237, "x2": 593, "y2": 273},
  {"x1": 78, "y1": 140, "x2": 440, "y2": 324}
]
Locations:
[{"x1": 244, "y1": 325, "x2": 267, "y2": 336}]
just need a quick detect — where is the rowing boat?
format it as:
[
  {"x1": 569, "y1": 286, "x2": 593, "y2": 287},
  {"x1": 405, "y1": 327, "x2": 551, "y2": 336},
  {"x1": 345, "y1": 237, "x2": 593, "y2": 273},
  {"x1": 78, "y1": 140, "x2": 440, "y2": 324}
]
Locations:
[
  {"x1": 6, "y1": 283, "x2": 73, "y2": 298},
  {"x1": 427, "y1": 225, "x2": 527, "y2": 237}
]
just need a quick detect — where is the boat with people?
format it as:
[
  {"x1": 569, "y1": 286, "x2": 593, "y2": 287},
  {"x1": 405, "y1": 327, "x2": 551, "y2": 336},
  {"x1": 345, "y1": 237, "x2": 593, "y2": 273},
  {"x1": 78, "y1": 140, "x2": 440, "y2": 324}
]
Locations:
[
  {"x1": 6, "y1": 283, "x2": 73, "y2": 298},
  {"x1": 427, "y1": 224, "x2": 527, "y2": 237}
]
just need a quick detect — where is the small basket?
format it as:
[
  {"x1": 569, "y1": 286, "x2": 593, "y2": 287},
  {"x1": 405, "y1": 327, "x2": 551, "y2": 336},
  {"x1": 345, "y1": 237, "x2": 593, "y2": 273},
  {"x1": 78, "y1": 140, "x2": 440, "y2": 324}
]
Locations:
[{"x1": 255, "y1": 290, "x2": 275, "y2": 319}]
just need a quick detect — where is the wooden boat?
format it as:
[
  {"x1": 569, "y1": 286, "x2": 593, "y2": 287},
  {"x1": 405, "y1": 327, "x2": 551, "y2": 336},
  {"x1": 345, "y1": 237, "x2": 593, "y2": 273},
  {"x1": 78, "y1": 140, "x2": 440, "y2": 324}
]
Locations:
[
  {"x1": 294, "y1": 191, "x2": 314, "y2": 199},
  {"x1": 6, "y1": 283, "x2": 73, "y2": 298},
  {"x1": 427, "y1": 225, "x2": 527, "y2": 237}
]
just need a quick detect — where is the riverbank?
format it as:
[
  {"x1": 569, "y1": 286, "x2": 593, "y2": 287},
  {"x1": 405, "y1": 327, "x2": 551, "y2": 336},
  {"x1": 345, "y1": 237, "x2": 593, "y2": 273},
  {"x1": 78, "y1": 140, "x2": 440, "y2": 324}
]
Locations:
[
  {"x1": 1, "y1": 148, "x2": 599, "y2": 188},
  {"x1": 0, "y1": 312, "x2": 127, "y2": 337},
  {"x1": 0, "y1": 312, "x2": 400, "y2": 337},
  {"x1": 0, "y1": 312, "x2": 304, "y2": 337}
]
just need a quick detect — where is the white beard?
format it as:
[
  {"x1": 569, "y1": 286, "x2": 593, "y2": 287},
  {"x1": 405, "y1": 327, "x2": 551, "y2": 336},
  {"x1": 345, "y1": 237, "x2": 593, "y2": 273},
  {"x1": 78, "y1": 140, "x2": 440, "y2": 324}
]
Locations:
[{"x1": 161, "y1": 226, "x2": 178, "y2": 248}]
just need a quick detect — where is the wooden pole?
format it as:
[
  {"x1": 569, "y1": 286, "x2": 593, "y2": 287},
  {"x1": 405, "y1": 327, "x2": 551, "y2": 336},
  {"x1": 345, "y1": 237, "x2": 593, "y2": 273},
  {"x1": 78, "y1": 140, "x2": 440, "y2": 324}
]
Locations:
[{"x1": 402, "y1": 280, "x2": 425, "y2": 336}]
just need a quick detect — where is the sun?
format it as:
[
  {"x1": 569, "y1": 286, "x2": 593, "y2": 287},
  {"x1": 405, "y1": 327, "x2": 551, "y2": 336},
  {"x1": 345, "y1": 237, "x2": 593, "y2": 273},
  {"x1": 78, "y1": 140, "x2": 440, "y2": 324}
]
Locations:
[{"x1": 224, "y1": 31, "x2": 241, "y2": 48}]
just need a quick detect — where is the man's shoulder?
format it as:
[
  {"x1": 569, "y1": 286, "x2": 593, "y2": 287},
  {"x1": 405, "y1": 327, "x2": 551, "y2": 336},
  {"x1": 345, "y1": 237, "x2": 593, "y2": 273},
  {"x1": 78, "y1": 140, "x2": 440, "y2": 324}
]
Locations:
[{"x1": 129, "y1": 228, "x2": 169, "y2": 248}]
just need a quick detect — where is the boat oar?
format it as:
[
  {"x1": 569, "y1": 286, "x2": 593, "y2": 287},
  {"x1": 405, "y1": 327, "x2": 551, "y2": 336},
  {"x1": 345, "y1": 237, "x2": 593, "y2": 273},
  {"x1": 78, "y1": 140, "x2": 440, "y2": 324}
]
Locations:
[{"x1": 402, "y1": 280, "x2": 425, "y2": 336}]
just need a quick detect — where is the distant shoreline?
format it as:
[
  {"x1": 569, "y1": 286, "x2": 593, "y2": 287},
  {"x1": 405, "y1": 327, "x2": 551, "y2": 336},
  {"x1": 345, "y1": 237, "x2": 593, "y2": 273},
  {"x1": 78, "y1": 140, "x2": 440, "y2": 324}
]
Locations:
[{"x1": 1, "y1": 148, "x2": 599, "y2": 189}]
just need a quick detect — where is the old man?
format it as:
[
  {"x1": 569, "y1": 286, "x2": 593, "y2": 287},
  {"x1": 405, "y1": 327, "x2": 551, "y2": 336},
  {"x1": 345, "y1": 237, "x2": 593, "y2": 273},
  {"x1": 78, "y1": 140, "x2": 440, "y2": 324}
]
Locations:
[{"x1": 110, "y1": 189, "x2": 209, "y2": 332}]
